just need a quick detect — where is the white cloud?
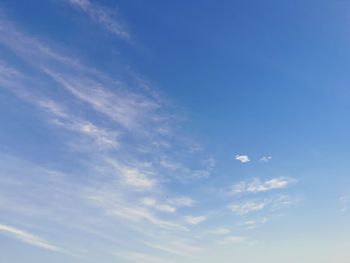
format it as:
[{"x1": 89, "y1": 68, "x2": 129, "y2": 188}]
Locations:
[
  {"x1": 145, "y1": 241, "x2": 202, "y2": 257},
  {"x1": 0, "y1": 224, "x2": 60, "y2": 252},
  {"x1": 140, "y1": 197, "x2": 176, "y2": 213},
  {"x1": 259, "y1": 156, "x2": 272, "y2": 162},
  {"x1": 85, "y1": 191, "x2": 185, "y2": 230},
  {"x1": 66, "y1": 0, "x2": 130, "y2": 39},
  {"x1": 107, "y1": 159, "x2": 156, "y2": 190},
  {"x1": 270, "y1": 195, "x2": 302, "y2": 210},
  {"x1": 229, "y1": 195, "x2": 301, "y2": 215},
  {"x1": 38, "y1": 99, "x2": 119, "y2": 149},
  {"x1": 43, "y1": 68, "x2": 160, "y2": 132},
  {"x1": 229, "y1": 201, "x2": 267, "y2": 215},
  {"x1": 235, "y1": 154, "x2": 250, "y2": 163},
  {"x1": 239, "y1": 217, "x2": 268, "y2": 230},
  {"x1": 231, "y1": 177, "x2": 296, "y2": 195},
  {"x1": 185, "y1": 215, "x2": 207, "y2": 225}
]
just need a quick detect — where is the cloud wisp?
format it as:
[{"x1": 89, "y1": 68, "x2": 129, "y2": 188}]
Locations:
[
  {"x1": 231, "y1": 177, "x2": 297, "y2": 195},
  {"x1": 66, "y1": 0, "x2": 130, "y2": 39},
  {"x1": 228, "y1": 195, "x2": 301, "y2": 215},
  {"x1": 0, "y1": 224, "x2": 61, "y2": 252}
]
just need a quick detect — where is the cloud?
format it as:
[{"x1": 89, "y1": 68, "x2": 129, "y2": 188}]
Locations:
[
  {"x1": 42, "y1": 68, "x2": 161, "y2": 132},
  {"x1": 235, "y1": 154, "x2": 250, "y2": 163},
  {"x1": 0, "y1": 12, "x2": 303, "y2": 262},
  {"x1": 231, "y1": 177, "x2": 297, "y2": 195},
  {"x1": 66, "y1": 0, "x2": 130, "y2": 39},
  {"x1": 229, "y1": 195, "x2": 301, "y2": 215},
  {"x1": 106, "y1": 159, "x2": 156, "y2": 190},
  {"x1": 229, "y1": 200, "x2": 268, "y2": 215},
  {"x1": 259, "y1": 156, "x2": 272, "y2": 162},
  {"x1": 239, "y1": 217, "x2": 268, "y2": 230},
  {"x1": 0, "y1": 224, "x2": 60, "y2": 252},
  {"x1": 38, "y1": 99, "x2": 119, "y2": 149},
  {"x1": 185, "y1": 215, "x2": 207, "y2": 225},
  {"x1": 160, "y1": 157, "x2": 215, "y2": 180},
  {"x1": 270, "y1": 195, "x2": 302, "y2": 210},
  {"x1": 140, "y1": 197, "x2": 176, "y2": 213}
]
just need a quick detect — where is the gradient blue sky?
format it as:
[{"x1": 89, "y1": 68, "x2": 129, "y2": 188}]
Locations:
[{"x1": 1, "y1": 0, "x2": 350, "y2": 262}]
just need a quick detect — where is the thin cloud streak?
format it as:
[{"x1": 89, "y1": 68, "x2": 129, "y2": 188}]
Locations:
[
  {"x1": 0, "y1": 224, "x2": 61, "y2": 252},
  {"x1": 66, "y1": 0, "x2": 130, "y2": 39}
]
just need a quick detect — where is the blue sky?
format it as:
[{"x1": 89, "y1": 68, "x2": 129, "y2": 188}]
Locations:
[{"x1": 1, "y1": 0, "x2": 350, "y2": 262}]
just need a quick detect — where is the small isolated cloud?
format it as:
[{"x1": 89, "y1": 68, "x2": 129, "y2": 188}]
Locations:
[
  {"x1": 259, "y1": 156, "x2": 272, "y2": 162},
  {"x1": 106, "y1": 159, "x2": 156, "y2": 190},
  {"x1": 235, "y1": 155, "x2": 250, "y2": 163},
  {"x1": 0, "y1": 224, "x2": 60, "y2": 252},
  {"x1": 231, "y1": 177, "x2": 297, "y2": 195},
  {"x1": 185, "y1": 215, "x2": 207, "y2": 225}
]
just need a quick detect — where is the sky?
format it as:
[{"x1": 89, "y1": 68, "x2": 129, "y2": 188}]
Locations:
[{"x1": 0, "y1": 0, "x2": 350, "y2": 262}]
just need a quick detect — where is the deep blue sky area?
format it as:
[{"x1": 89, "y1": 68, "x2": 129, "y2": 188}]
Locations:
[{"x1": 1, "y1": 1, "x2": 350, "y2": 263}]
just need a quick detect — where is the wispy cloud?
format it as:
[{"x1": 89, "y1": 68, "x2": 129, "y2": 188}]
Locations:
[
  {"x1": 140, "y1": 197, "x2": 176, "y2": 213},
  {"x1": 0, "y1": 9, "x2": 304, "y2": 262},
  {"x1": 185, "y1": 215, "x2": 207, "y2": 225},
  {"x1": 66, "y1": 0, "x2": 130, "y2": 39},
  {"x1": 259, "y1": 156, "x2": 272, "y2": 162},
  {"x1": 106, "y1": 159, "x2": 156, "y2": 190},
  {"x1": 38, "y1": 99, "x2": 119, "y2": 149},
  {"x1": 239, "y1": 217, "x2": 268, "y2": 230},
  {"x1": 0, "y1": 224, "x2": 60, "y2": 252},
  {"x1": 231, "y1": 177, "x2": 297, "y2": 195},
  {"x1": 229, "y1": 200, "x2": 268, "y2": 215},
  {"x1": 228, "y1": 195, "x2": 301, "y2": 215},
  {"x1": 235, "y1": 154, "x2": 250, "y2": 163}
]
